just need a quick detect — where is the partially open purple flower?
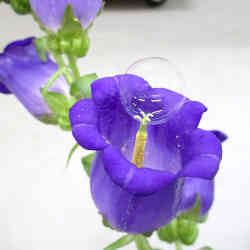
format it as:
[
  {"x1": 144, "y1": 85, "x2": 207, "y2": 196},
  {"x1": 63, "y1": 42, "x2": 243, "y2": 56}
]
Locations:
[
  {"x1": 30, "y1": 0, "x2": 103, "y2": 31},
  {"x1": 70, "y1": 74, "x2": 223, "y2": 234},
  {"x1": 0, "y1": 37, "x2": 69, "y2": 120}
]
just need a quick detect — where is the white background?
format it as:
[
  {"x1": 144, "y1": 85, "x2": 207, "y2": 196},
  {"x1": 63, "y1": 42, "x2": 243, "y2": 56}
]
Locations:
[{"x1": 0, "y1": 0, "x2": 250, "y2": 249}]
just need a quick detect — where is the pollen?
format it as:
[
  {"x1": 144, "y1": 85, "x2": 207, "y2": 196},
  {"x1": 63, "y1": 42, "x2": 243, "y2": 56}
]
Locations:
[{"x1": 132, "y1": 111, "x2": 152, "y2": 168}]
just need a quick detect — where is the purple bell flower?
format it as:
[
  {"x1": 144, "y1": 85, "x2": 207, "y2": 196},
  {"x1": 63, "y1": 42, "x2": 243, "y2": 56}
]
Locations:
[
  {"x1": 69, "y1": 74, "x2": 223, "y2": 234},
  {"x1": 30, "y1": 0, "x2": 103, "y2": 32},
  {"x1": 0, "y1": 37, "x2": 69, "y2": 120}
]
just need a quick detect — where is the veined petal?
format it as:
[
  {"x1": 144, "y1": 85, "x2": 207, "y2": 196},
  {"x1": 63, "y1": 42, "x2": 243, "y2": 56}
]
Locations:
[
  {"x1": 0, "y1": 37, "x2": 69, "y2": 118},
  {"x1": 178, "y1": 177, "x2": 214, "y2": 216},
  {"x1": 70, "y1": 99, "x2": 108, "y2": 150},
  {"x1": 180, "y1": 129, "x2": 222, "y2": 179},
  {"x1": 102, "y1": 145, "x2": 177, "y2": 196},
  {"x1": 91, "y1": 152, "x2": 182, "y2": 234},
  {"x1": 91, "y1": 76, "x2": 139, "y2": 159},
  {"x1": 143, "y1": 101, "x2": 207, "y2": 173}
]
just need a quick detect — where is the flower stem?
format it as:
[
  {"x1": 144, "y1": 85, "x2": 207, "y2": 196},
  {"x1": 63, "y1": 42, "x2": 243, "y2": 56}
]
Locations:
[
  {"x1": 135, "y1": 235, "x2": 152, "y2": 250},
  {"x1": 67, "y1": 54, "x2": 80, "y2": 81},
  {"x1": 175, "y1": 241, "x2": 183, "y2": 250},
  {"x1": 53, "y1": 53, "x2": 73, "y2": 85},
  {"x1": 42, "y1": 67, "x2": 71, "y2": 93}
]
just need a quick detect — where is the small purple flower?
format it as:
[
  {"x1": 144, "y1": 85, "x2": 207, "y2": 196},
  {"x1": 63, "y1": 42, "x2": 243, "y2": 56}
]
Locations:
[
  {"x1": 30, "y1": 0, "x2": 103, "y2": 32},
  {"x1": 70, "y1": 74, "x2": 223, "y2": 234},
  {"x1": 0, "y1": 37, "x2": 69, "y2": 120}
]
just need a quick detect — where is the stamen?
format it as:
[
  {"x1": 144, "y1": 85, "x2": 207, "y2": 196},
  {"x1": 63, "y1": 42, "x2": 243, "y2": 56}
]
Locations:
[{"x1": 132, "y1": 112, "x2": 153, "y2": 168}]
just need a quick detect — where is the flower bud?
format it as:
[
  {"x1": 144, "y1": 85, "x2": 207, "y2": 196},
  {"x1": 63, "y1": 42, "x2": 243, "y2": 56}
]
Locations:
[
  {"x1": 177, "y1": 219, "x2": 199, "y2": 245},
  {"x1": 157, "y1": 218, "x2": 179, "y2": 243}
]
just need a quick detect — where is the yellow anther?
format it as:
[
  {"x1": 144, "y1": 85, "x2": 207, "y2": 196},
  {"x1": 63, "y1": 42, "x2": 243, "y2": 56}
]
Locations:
[{"x1": 132, "y1": 112, "x2": 153, "y2": 168}]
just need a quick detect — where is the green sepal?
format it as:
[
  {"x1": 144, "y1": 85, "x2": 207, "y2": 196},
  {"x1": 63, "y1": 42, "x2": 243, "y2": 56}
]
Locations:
[
  {"x1": 34, "y1": 37, "x2": 48, "y2": 62},
  {"x1": 10, "y1": 0, "x2": 31, "y2": 14},
  {"x1": 157, "y1": 218, "x2": 178, "y2": 243},
  {"x1": 41, "y1": 89, "x2": 74, "y2": 131},
  {"x1": 81, "y1": 153, "x2": 95, "y2": 177},
  {"x1": 179, "y1": 196, "x2": 208, "y2": 223},
  {"x1": 143, "y1": 232, "x2": 153, "y2": 238},
  {"x1": 104, "y1": 235, "x2": 135, "y2": 250},
  {"x1": 102, "y1": 215, "x2": 114, "y2": 230},
  {"x1": 57, "y1": 5, "x2": 89, "y2": 58},
  {"x1": 178, "y1": 219, "x2": 199, "y2": 246},
  {"x1": 135, "y1": 235, "x2": 153, "y2": 250},
  {"x1": 37, "y1": 114, "x2": 58, "y2": 125},
  {"x1": 70, "y1": 73, "x2": 98, "y2": 99},
  {"x1": 66, "y1": 143, "x2": 79, "y2": 168}
]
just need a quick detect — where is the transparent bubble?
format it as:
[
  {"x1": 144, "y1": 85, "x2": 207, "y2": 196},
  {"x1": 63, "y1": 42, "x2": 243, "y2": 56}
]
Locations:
[
  {"x1": 122, "y1": 57, "x2": 188, "y2": 125},
  {"x1": 126, "y1": 57, "x2": 187, "y2": 95}
]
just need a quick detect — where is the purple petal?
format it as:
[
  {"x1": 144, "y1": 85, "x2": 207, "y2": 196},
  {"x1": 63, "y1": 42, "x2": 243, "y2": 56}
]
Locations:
[
  {"x1": 91, "y1": 152, "x2": 182, "y2": 234},
  {"x1": 70, "y1": 99, "x2": 108, "y2": 150},
  {"x1": 180, "y1": 129, "x2": 222, "y2": 179},
  {"x1": 0, "y1": 82, "x2": 11, "y2": 94},
  {"x1": 30, "y1": 0, "x2": 102, "y2": 31},
  {"x1": 143, "y1": 101, "x2": 207, "y2": 173},
  {"x1": 211, "y1": 130, "x2": 228, "y2": 143},
  {"x1": 0, "y1": 37, "x2": 69, "y2": 118},
  {"x1": 102, "y1": 145, "x2": 177, "y2": 195},
  {"x1": 178, "y1": 177, "x2": 214, "y2": 216},
  {"x1": 91, "y1": 76, "x2": 139, "y2": 159},
  {"x1": 116, "y1": 74, "x2": 187, "y2": 125}
]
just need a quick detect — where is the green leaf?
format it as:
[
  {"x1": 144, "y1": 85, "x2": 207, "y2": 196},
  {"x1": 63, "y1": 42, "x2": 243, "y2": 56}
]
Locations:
[
  {"x1": 104, "y1": 235, "x2": 135, "y2": 250},
  {"x1": 81, "y1": 153, "x2": 95, "y2": 177},
  {"x1": 66, "y1": 143, "x2": 79, "y2": 168},
  {"x1": 70, "y1": 73, "x2": 98, "y2": 99},
  {"x1": 157, "y1": 218, "x2": 178, "y2": 243}
]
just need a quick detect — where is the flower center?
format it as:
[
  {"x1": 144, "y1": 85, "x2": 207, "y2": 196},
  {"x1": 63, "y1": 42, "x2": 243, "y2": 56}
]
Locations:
[{"x1": 132, "y1": 112, "x2": 152, "y2": 168}]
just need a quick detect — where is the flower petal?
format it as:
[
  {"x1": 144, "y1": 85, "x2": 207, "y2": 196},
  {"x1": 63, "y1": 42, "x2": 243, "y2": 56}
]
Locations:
[
  {"x1": 102, "y1": 145, "x2": 177, "y2": 196},
  {"x1": 91, "y1": 76, "x2": 139, "y2": 159},
  {"x1": 178, "y1": 177, "x2": 214, "y2": 216},
  {"x1": 116, "y1": 74, "x2": 187, "y2": 125},
  {"x1": 91, "y1": 152, "x2": 182, "y2": 234},
  {"x1": 0, "y1": 37, "x2": 69, "y2": 118},
  {"x1": 0, "y1": 82, "x2": 11, "y2": 94},
  {"x1": 167, "y1": 101, "x2": 207, "y2": 134},
  {"x1": 180, "y1": 129, "x2": 222, "y2": 179},
  {"x1": 30, "y1": 0, "x2": 102, "y2": 31},
  {"x1": 143, "y1": 101, "x2": 207, "y2": 173},
  {"x1": 211, "y1": 130, "x2": 228, "y2": 143},
  {"x1": 69, "y1": 99, "x2": 108, "y2": 150}
]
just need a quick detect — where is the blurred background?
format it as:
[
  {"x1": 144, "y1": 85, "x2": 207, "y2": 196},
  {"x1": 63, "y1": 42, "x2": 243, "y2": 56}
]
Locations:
[{"x1": 0, "y1": 0, "x2": 250, "y2": 249}]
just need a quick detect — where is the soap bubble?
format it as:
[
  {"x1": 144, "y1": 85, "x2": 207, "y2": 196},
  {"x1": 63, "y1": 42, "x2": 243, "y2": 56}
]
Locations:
[{"x1": 126, "y1": 57, "x2": 187, "y2": 95}]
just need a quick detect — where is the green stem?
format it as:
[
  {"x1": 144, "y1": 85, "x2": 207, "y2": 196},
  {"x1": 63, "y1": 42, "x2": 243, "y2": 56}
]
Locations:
[
  {"x1": 135, "y1": 235, "x2": 152, "y2": 250},
  {"x1": 42, "y1": 67, "x2": 71, "y2": 93},
  {"x1": 67, "y1": 54, "x2": 80, "y2": 81},
  {"x1": 175, "y1": 241, "x2": 183, "y2": 250},
  {"x1": 53, "y1": 53, "x2": 73, "y2": 85}
]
